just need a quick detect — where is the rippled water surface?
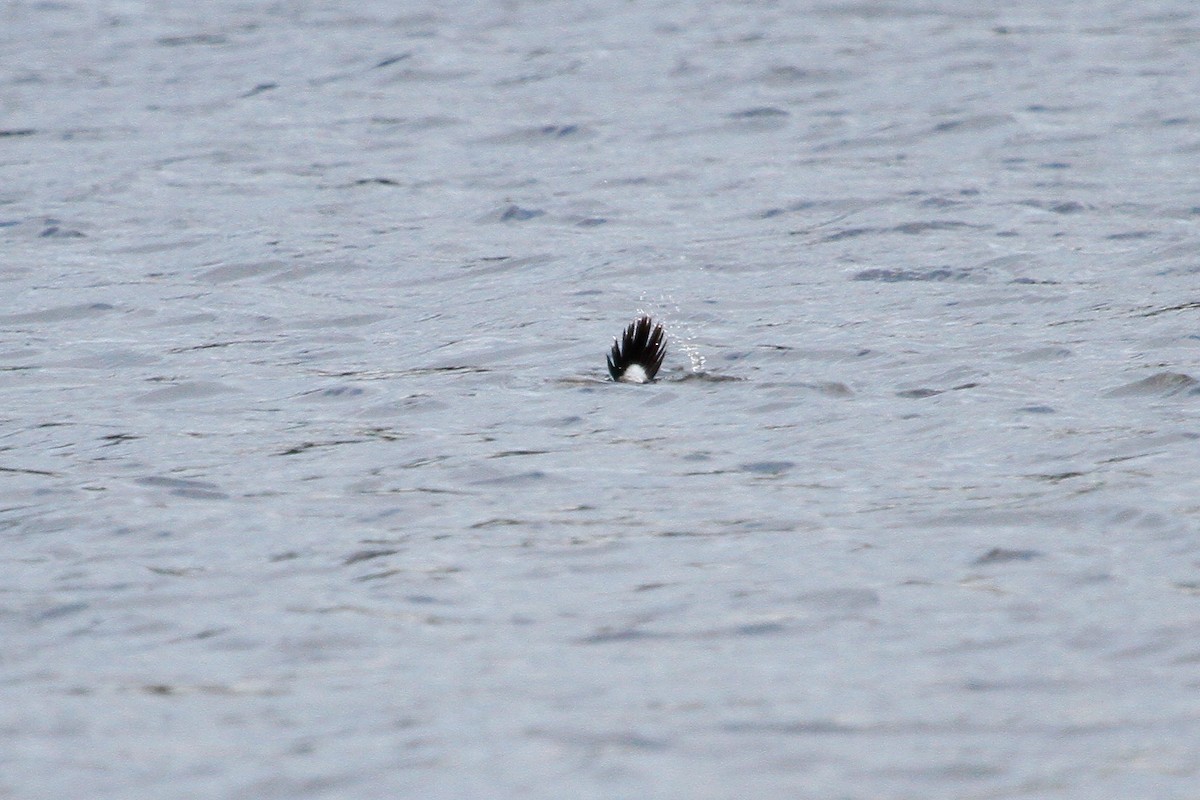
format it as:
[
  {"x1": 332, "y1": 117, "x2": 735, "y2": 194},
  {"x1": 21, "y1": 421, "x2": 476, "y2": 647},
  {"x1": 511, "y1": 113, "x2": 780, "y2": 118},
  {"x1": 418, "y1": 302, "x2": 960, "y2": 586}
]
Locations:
[{"x1": 4, "y1": 1, "x2": 1200, "y2": 797}]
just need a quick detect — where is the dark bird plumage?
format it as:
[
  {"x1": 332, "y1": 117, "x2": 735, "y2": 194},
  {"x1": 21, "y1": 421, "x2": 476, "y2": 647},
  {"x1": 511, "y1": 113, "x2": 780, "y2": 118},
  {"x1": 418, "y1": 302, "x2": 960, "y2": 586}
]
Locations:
[{"x1": 607, "y1": 316, "x2": 667, "y2": 383}]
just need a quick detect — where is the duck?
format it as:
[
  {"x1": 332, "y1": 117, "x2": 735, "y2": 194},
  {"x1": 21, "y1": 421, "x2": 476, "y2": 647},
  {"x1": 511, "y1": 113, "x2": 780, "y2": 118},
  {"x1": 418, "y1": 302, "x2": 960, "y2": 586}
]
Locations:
[{"x1": 607, "y1": 316, "x2": 667, "y2": 383}]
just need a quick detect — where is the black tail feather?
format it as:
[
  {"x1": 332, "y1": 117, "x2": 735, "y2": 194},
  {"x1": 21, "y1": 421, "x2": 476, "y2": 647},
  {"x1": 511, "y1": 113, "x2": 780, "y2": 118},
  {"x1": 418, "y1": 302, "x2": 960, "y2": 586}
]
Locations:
[{"x1": 607, "y1": 316, "x2": 667, "y2": 382}]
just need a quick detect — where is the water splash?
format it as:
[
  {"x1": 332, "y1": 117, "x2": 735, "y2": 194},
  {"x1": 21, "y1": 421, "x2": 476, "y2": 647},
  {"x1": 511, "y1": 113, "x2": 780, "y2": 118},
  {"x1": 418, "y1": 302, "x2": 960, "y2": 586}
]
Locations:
[{"x1": 637, "y1": 293, "x2": 707, "y2": 374}]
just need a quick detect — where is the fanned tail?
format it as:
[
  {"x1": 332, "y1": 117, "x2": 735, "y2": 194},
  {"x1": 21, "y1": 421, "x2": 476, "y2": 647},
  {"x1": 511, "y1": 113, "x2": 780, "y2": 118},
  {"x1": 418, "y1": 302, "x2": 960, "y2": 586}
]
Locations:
[{"x1": 607, "y1": 316, "x2": 667, "y2": 382}]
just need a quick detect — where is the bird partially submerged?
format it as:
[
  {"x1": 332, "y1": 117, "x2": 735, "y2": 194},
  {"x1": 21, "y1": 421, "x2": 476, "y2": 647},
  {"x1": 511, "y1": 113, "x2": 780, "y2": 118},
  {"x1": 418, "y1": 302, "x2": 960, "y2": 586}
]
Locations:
[{"x1": 607, "y1": 316, "x2": 667, "y2": 383}]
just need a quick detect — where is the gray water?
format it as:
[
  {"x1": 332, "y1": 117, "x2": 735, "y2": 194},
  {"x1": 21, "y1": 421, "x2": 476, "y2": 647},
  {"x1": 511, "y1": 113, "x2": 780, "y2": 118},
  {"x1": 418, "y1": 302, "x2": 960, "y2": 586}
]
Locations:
[{"x1": 4, "y1": 1, "x2": 1200, "y2": 797}]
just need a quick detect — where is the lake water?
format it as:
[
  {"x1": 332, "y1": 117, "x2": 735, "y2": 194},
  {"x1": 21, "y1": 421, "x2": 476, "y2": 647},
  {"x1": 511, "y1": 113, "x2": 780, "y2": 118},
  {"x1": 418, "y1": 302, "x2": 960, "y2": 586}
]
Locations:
[{"x1": 3, "y1": 1, "x2": 1200, "y2": 797}]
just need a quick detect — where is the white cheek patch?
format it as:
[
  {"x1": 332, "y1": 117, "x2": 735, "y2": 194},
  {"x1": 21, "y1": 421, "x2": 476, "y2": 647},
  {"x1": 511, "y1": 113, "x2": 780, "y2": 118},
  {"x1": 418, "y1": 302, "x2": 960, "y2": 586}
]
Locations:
[{"x1": 620, "y1": 364, "x2": 649, "y2": 383}]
